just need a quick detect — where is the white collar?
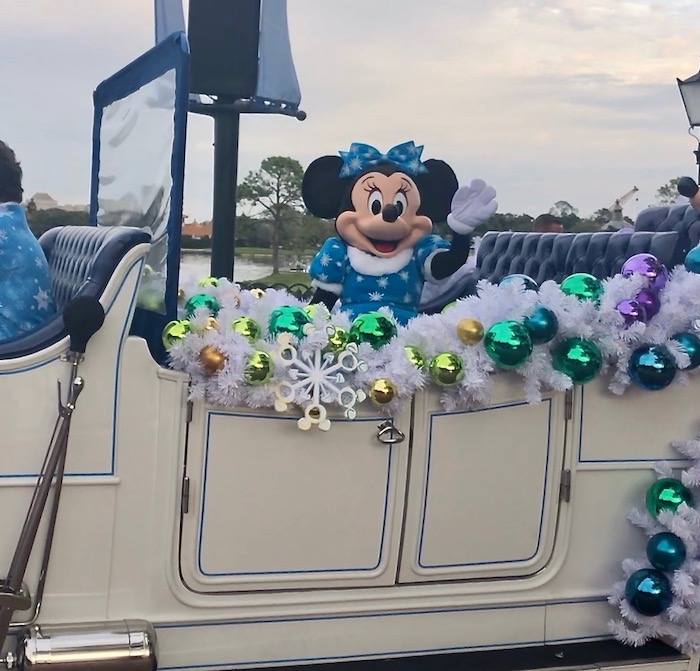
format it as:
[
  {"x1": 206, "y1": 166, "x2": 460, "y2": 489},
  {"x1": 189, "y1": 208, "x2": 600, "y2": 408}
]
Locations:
[{"x1": 347, "y1": 246, "x2": 413, "y2": 276}]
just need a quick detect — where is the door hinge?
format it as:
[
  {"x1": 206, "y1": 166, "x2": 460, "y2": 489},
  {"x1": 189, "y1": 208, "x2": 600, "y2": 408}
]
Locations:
[
  {"x1": 181, "y1": 475, "x2": 191, "y2": 514},
  {"x1": 564, "y1": 388, "x2": 573, "y2": 421},
  {"x1": 186, "y1": 400, "x2": 193, "y2": 423},
  {"x1": 559, "y1": 469, "x2": 572, "y2": 503}
]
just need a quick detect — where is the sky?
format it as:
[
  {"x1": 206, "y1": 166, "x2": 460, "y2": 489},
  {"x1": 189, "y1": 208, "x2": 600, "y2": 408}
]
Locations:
[{"x1": 2, "y1": 0, "x2": 700, "y2": 223}]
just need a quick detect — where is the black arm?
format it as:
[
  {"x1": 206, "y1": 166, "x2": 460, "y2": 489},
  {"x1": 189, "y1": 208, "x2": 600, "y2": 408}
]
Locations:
[
  {"x1": 429, "y1": 233, "x2": 472, "y2": 280},
  {"x1": 310, "y1": 287, "x2": 339, "y2": 312}
]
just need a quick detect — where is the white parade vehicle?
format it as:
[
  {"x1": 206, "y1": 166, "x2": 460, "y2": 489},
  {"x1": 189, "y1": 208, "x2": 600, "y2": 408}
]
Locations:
[{"x1": 3, "y1": 2, "x2": 700, "y2": 670}]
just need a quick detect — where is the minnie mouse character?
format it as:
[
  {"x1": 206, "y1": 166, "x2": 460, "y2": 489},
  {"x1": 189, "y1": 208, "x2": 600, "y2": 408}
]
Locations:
[{"x1": 304, "y1": 141, "x2": 497, "y2": 324}]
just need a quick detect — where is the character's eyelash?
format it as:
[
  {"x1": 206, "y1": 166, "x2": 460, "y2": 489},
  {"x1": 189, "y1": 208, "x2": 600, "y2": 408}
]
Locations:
[
  {"x1": 399, "y1": 180, "x2": 412, "y2": 192},
  {"x1": 363, "y1": 181, "x2": 378, "y2": 192}
]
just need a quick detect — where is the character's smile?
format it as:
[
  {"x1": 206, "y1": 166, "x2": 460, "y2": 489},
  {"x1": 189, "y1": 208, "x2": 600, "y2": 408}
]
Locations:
[{"x1": 368, "y1": 238, "x2": 401, "y2": 254}]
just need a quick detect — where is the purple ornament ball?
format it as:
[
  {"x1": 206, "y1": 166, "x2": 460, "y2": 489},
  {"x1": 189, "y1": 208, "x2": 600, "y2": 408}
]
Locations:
[
  {"x1": 635, "y1": 288, "x2": 661, "y2": 321},
  {"x1": 616, "y1": 299, "x2": 647, "y2": 328},
  {"x1": 622, "y1": 253, "x2": 668, "y2": 292}
]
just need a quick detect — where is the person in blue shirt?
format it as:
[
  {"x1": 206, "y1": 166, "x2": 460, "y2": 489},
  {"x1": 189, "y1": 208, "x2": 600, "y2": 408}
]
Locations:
[
  {"x1": 0, "y1": 141, "x2": 56, "y2": 340},
  {"x1": 304, "y1": 142, "x2": 497, "y2": 324}
]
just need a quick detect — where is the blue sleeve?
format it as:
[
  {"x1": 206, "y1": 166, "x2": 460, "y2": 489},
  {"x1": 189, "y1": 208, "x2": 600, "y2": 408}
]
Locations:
[
  {"x1": 308, "y1": 237, "x2": 348, "y2": 288},
  {"x1": 414, "y1": 234, "x2": 450, "y2": 277}
]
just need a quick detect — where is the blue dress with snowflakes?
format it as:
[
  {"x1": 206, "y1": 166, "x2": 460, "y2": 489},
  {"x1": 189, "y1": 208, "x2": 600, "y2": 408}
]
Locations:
[
  {"x1": 0, "y1": 204, "x2": 56, "y2": 341},
  {"x1": 309, "y1": 235, "x2": 450, "y2": 324}
]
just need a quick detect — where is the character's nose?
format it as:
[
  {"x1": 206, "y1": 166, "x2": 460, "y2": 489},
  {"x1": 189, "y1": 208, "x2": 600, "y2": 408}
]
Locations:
[{"x1": 382, "y1": 204, "x2": 399, "y2": 223}]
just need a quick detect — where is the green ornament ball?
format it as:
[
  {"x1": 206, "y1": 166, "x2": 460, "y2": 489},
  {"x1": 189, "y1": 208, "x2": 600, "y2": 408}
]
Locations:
[
  {"x1": 231, "y1": 316, "x2": 261, "y2": 342},
  {"x1": 523, "y1": 306, "x2": 559, "y2": 345},
  {"x1": 551, "y1": 337, "x2": 602, "y2": 384},
  {"x1": 560, "y1": 273, "x2": 604, "y2": 302},
  {"x1": 646, "y1": 478, "x2": 694, "y2": 517},
  {"x1": 483, "y1": 320, "x2": 533, "y2": 369},
  {"x1": 405, "y1": 345, "x2": 427, "y2": 370},
  {"x1": 304, "y1": 304, "x2": 330, "y2": 321},
  {"x1": 162, "y1": 320, "x2": 191, "y2": 348},
  {"x1": 198, "y1": 276, "x2": 220, "y2": 288},
  {"x1": 244, "y1": 350, "x2": 274, "y2": 385},
  {"x1": 429, "y1": 352, "x2": 465, "y2": 386},
  {"x1": 325, "y1": 326, "x2": 349, "y2": 353},
  {"x1": 348, "y1": 311, "x2": 397, "y2": 350},
  {"x1": 185, "y1": 293, "x2": 221, "y2": 317},
  {"x1": 268, "y1": 306, "x2": 311, "y2": 339},
  {"x1": 671, "y1": 332, "x2": 700, "y2": 370}
]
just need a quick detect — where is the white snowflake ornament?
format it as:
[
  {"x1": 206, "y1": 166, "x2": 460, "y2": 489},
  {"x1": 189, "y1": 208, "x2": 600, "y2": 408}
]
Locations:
[{"x1": 272, "y1": 332, "x2": 368, "y2": 431}]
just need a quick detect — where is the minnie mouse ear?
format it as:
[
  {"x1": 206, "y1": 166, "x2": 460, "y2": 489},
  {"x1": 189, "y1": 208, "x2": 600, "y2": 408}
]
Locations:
[
  {"x1": 414, "y1": 159, "x2": 459, "y2": 223},
  {"x1": 302, "y1": 156, "x2": 347, "y2": 219}
]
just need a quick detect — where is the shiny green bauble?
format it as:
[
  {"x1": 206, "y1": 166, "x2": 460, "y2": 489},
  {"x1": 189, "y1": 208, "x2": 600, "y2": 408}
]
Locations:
[
  {"x1": 428, "y1": 352, "x2": 465, "y2": 387},
  {"x1": 483, "y1": 321, "x2": 533, "y2": 369},
  {"x1": 268, "y1": 306, "x2": 311, "y2": 339},
  {"x1": 551, "y1": 337, "x2": 602, "y2": 384},
  {"x1": 405, "y1": 345, "x2": 427, "y2": 370},
  {"x1": 560, "y1": 273, "x2": 604, "y2": 303},
  {"x1": 231, "y1": 316, "x2": 261, "y2": 342},
  {"x1": 348, "y1": 311, "x2": 397, "y2": 350},
  {"x1": 325, "y1": 326, "x2": 349, "y2": 353},
  {"x1": 671, "y1": 332, "x2": 700, "y2": 370},
  {"x1": 185, "y1": 293, "x2": 221, "y2": 317},
  {"x1": 646, "y1": 532, "x2": 686, "y2": 572},
  {"x1": 523, "y1": 307, "x2": 558, "y2": 345},
  {"x1": 162, "y1": 320, "x2": 191, "y2": 348},
  {"x1": 244, "y1": 350, "x2": 274, "y2": 385},
  {"x1": 646, "y1": 478, "x2": 694, "y2": 517},
  {"x1": 198, "y1": 276, "x2": 220, "y2": 288}
]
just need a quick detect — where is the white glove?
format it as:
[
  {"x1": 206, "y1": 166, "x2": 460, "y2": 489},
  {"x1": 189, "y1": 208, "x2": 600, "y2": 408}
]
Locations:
[{"x1": 446, "y1": 179, "x2": 498, "y2": 235}]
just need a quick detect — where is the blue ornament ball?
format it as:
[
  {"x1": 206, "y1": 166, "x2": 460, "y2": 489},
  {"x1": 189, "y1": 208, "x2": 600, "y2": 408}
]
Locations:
[
  {"x1": 499, "y1": 274, "x2": 538, "y2": 291},
  {"x1": 646, "y1": 532, "x2": 687, "y2": 572},
  {"x1": 628, "y1": 345, "x2": 677, "y2": 391},
  {"x1": 671, "y1": 332, "x2": 700, "y2": 370},
  {"x1": 685, "y1": 246, "x2": 700, "y2": 274},
  {"x1": 523, "y1": 306, "x2": 559, "y2": 344},
  {"x1": 624, "y1": 568, "x2": 673, "y2": 617}
]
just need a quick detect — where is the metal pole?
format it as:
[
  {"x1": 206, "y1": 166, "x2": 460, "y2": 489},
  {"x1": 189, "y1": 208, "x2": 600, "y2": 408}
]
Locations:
[
  {"x1": 695, "y1": 143, "x2": 700, "y2": 185},
  {"x1": 210, "y1": 109, "x2": 241, "y2": 280}
]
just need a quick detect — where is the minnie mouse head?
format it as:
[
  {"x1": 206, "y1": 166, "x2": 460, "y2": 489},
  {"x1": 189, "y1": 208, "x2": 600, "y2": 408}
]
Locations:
[{"x1": 302, "y1": 141, "x2": 458, "y2": 257}]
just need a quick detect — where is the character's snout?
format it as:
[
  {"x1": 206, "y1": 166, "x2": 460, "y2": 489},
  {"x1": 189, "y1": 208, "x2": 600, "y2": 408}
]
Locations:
[{"x1": 382, "y1": 204, "x2": 399, "y2": 223}]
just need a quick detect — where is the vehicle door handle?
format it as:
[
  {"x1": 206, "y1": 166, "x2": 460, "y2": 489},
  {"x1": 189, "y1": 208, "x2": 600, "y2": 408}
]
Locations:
[{"x1": 376, "y1": 419, "x2": 405, "y2": 445}]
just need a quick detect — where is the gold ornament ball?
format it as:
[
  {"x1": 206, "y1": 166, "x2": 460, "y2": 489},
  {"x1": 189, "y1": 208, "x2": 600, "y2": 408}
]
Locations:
[
  {"x1": 325, "y1": 326, "x2": 349, "y2": 353},
  {"x1": 177, "y1": 288, "x2": 186, "y2": 304},
  {"x1": 249, "y1": 288, "x2": 266, "y2": 299},
  {"x1": 369, "y1": 378, "x2": 397, "y2": 405},
  {"x1": 404, "y1": 345, "x2": 427, "y2": 369},
  {"x1": 204, "y1": 317, "x2": 219, "y2": 332},
  {"x1": 245, "y1": 350, "x2": 274, "y2": 385},
  {"x1": 199, "y1": 345, "x2": 227, "y2": 375},
  {"x1": 457, "y1": 318, "x2": 484, "y2": 345}
]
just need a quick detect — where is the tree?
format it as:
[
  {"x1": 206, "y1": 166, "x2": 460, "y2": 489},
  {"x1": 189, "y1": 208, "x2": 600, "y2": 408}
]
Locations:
[
  {"x1": 26, "y1": 208, "x2": 90, "y2": 238},
  {"x1": 237, "y1": 156, "x2": 304, "y2": 274},
  {"x1": 655, "y1": 178, "x2": 682, "y2": 206}
]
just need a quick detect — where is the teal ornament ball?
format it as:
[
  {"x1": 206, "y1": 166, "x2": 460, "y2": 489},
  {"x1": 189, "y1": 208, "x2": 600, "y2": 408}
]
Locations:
[
  {"x1": 483, "y1": 320, "x2": 533, "y2": 369},
  {"x1": 628, "y1": 345, "x2": 677, "y2": 391},
  {"x1": 552, "y1": 338, "x2": 602, "y2": 384},
  {"x1": 646, "y1": 532, "x2": 686, "y2": 572},
  {"x1": 523, "y1": 306, "x2": 559, "y2": 344},
  {"x1": 560, "y1": 273, "x2": 604, "y2": 302},
  {"x1": 624, "y1": 569, "x2": 673, "y2": 617},
  {"x1": 685, "y1": 246, "x2": 700, "y2": 274},
  {"x1": 185, "y1": 293, "x2": 221, "y2": 317},
  {"x1": 348, "y1": 311, "x2": 397, "y2": 350},
  {"x1": 671, "y1": 332, "x2": 700, "y2": 370},
  {"x1": 499, "y1": 274, "x2": 538, "y2": 291},
  {"x1": 646, "y1": 478, "x2": 694, "y2": 517},
  {"x1": 268, "y1": 306, "x2": 311, "y2": 339}
]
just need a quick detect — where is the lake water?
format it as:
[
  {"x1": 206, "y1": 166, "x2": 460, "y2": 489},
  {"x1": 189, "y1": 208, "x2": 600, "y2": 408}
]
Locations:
[{"x1": 179, "y1": 251, "x2": 272, "y2": 283}]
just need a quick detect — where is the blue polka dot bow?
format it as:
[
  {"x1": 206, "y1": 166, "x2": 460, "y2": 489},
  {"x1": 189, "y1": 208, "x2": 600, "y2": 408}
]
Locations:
[{"x1": 338, "y1": 141, "x2": 429, "y2": 178}]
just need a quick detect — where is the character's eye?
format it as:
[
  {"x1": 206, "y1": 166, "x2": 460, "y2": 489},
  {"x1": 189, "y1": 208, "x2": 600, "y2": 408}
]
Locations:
[
  {"x1": 394, "y1": 192, "x2": 408, "y2": 216},
  {"x1": 368, "y1": 190, "x2": 383, "y2": 215}
]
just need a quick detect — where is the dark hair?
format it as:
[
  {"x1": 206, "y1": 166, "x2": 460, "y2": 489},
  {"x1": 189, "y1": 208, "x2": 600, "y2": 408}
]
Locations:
[
  {"x1": 534, "y1": 213, "x2": 563, "y2": 232},
  {"x1": 0, "y1": 141, "x2": 23, "y2": 203}
]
